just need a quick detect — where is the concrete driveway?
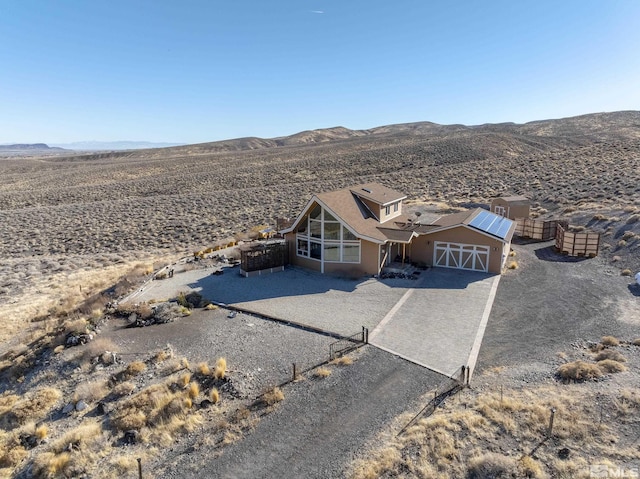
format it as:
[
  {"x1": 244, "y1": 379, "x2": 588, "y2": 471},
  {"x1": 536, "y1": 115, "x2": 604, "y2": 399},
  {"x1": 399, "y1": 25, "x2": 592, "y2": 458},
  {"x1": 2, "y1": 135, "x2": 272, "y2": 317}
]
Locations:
[
  {"x1": 131, "y1": 265, "x2": 498, "y2": 378},
  {"x1": 368, "y1": 268, "x2": 500, "y2": 378}
]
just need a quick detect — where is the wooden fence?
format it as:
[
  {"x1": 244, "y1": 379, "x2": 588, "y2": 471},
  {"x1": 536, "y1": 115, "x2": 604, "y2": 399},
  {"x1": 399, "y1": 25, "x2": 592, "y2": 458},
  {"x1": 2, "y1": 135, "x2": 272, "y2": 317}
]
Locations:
[
  {"x1": 514, "y1": 218, "x2": 568, "y2": 241},
  {"x1": 240, "y1": 242, "x2": 289, "y2": 273},
  {"x1": 555, "y1": 223, "x2": 600, "y2": 257}
]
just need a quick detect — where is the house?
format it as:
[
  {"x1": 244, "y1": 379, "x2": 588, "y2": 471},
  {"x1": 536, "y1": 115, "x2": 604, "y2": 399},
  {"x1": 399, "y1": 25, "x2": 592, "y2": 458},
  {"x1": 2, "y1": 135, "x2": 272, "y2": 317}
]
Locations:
[
  {"x1": 490, "y1": 196, "x2": 530, "y2": 220},
  {"x1": 280, "y1": 183, "x2": 516, "y2": 276}
]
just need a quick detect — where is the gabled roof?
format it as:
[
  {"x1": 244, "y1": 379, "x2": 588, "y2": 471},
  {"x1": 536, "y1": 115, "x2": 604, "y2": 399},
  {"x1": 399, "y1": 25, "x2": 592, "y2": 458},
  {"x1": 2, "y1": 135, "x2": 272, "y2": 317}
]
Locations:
[
  {"x1": 494, "y1": 195, "x2": 529, "y2": 205},
  {"x1": 418, "y1": 208, "x2": 516, "y2": 243},
  {"x1": 349, "y1": 183, "x2": 406, "y2": 206}
]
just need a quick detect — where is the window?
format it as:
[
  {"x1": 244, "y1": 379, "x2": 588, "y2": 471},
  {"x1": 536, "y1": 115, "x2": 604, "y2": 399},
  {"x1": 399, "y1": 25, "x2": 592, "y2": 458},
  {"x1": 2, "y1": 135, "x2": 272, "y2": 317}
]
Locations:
[
  {"x1": 393, "y1": 202, "x2": 399, "y2": 212},
  {"x1": 385, "y1": 205, "x2": 391, "y2": 215},
  {"x1": 297, "y1": 238, "x2": 308, "y2": 257},
  {"x1": 295, "y1": 205, "x2": 361, "y2": 263},
  {"x1": 342, "y1": 244, "x2": 360, "y2": 262}
]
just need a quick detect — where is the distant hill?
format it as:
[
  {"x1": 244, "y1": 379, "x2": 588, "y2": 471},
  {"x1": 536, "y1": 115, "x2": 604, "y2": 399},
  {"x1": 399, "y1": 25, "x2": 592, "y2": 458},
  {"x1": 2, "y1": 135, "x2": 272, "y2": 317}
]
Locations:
[
  {"x1": 0, "y1": 143, "x2": 66, "y2": 151},
  {"x1": 50, "y1": 141, "x2": 185, "y2": 151}
]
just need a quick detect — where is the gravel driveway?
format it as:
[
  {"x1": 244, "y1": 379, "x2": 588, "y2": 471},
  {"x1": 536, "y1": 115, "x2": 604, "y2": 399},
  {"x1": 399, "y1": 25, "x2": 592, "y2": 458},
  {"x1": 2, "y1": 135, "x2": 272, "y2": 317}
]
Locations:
[
  {"x1": 159, "y1": 347, "x2": 442, "y2": 479},
  {"x1": 478, "y1": 240, "x2": 640, "y2": 372}
]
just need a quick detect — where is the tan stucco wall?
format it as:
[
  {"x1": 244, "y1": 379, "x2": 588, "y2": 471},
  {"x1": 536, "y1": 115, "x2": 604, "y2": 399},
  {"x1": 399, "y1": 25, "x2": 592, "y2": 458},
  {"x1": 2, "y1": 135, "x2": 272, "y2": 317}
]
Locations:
[
  {"x1": 411, "y1": 227, "x2": 506, "y2": 273},
  {"x1": 491, "y1": 199, "x2": 530, "y2": 220},
  {"x1": 285, "y1": 233, "x2": 380, "y2": 276}
]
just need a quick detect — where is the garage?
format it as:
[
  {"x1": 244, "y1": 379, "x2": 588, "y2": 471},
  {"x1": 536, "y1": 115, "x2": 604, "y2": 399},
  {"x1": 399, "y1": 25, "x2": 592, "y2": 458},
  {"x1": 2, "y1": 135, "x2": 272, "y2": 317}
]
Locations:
[{"x1": 434, "y1": 242, "x2": 489, "y2": 272}]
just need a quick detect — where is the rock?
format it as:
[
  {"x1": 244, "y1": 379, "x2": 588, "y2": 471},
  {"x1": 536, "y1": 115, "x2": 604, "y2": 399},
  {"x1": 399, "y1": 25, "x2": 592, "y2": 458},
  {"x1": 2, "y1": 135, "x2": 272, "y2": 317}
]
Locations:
[
  {"x1": 97, "y1": 401, "x2": 109, "y2": 415},
  {"x1": 62, "y1": 403, "x2": 75, "y2": 414},
  {"x1": 558, "y1": 447, "x2": 570, "y2": 459},
  {"x1": 199, "y1": 399, "x2": 213, "y2": 409},
  {"x1": 75, "y1": 400, "x2": 88, "y2": 412},
  {"x1": 124, "y1": 430, "x2": 139, "y2": 445},
  {"x1": 20, "y1": 434, "x2": 39, "y2": 449}
]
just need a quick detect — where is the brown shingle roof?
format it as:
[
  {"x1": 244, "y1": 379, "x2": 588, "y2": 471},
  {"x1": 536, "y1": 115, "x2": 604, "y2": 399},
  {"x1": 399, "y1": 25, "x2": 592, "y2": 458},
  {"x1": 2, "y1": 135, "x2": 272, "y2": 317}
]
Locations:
[
  {"x1": 497, "y1": 195, "x2": 529, "y2": 205},
  {"x1": 348, "y1": 183, "x2": 406, "y2": 206}
]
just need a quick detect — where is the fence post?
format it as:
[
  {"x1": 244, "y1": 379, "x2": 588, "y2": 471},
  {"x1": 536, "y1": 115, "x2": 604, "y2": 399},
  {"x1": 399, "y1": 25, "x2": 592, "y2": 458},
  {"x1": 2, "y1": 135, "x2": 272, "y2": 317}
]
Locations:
[
  {"x1": 547, "y1": 408, "x2": 556, "y2": 437},
  {"x1": 137, "y1": 458, "x2": 142, "y2": 479},
  {"x1": 365, "y1": 327, "x2": 369, "y2": 344},
  {"x1": 292, "y1": 363, "x2": 297, "y2": 381}
]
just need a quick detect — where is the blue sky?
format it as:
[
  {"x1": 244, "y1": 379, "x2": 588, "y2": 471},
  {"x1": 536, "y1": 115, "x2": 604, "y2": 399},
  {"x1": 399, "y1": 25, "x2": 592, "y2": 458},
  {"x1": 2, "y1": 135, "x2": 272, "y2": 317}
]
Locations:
[{"x1": 1, "y1": 1, "x2": 639, "y2": 144}]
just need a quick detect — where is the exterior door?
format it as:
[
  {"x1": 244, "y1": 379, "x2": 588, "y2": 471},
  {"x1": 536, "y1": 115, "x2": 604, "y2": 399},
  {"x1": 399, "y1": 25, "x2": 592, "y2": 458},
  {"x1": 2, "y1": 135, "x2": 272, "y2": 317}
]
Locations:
[{"x1": 433, "y1": 242, "x2": 490, "y2": 272}]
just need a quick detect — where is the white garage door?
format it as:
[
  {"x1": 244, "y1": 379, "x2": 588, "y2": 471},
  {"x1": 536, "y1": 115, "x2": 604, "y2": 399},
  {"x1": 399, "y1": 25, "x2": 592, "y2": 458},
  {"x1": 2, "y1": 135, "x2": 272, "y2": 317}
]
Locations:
[{"x1": 434, "y1": 242, "x2": 489, "y2": 272}]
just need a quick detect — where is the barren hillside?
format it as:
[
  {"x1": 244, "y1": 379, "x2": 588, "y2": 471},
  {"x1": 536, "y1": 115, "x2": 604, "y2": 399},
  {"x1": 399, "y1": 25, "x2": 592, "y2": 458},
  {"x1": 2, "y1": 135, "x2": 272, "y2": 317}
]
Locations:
[{"x1": 0, "y1": 111, "x2": 639, "y2": 334}]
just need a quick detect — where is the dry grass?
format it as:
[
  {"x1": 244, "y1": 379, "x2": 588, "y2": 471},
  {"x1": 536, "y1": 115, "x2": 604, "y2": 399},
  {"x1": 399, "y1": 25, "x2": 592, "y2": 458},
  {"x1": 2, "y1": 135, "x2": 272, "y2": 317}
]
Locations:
[
  {"x1": 8, "y1": 387, "x2": 61, "y2": 426},
  {"x1": 35, "y1": 424, "x2": 49, "y2": 440},
  {"x1": 507, "y1": 261, "x2": 518, "y2": 270},
  {"x1": 557, "y1": 361, "x2": 603, "y2": 381},
  {"x1": 121, "y1": 360, "x2": 147, "y2": 379},
  {"x1": 594, "y1": 349, "x2": 626, "y2": 362},
  {"x1": 113, "y1": 381, "x2": 136, "y2": 397},
  {"x1": 348, "y1": 382, "x2": 630, "y2": 479},
  {"x1": 214, "y1": 357, "x2": 227, "y2": 379},
  {"x1": 178, "y1": 372, "x2": 191, "y2": 388},
  {"x1": 597, "y1": 359, "x2": 628, "y2": 373},
  {"x1": 197, "y1": 362, "x2": 210, "y2": 375},
  {"x1": 600, "y1": 335, "x2": 620, "y2": 346},
  {"x1": 187, "y1": 382, "x2": 200, "y2": 399},
  {"x1": 210, "y1": 388, "x2": 220, "y2": 404},
  {"x1": 330, "y1": 356, "x2": 354, "y2": 366},
  {"x1": 74, "y1": 380, "x2": 109, "y2": 403},
  {"x1": 80, "y1": 337, "x2": 118, "y2": 365},
  {"x1": 633, "y1": 338, "x2": 640, "y2": 346},
  {"x1": 314, "y1": 367, "x2": 332, "y2": 378},
  {"x1": 263, "y1": 387, "x2": 285, "y2": 406}
]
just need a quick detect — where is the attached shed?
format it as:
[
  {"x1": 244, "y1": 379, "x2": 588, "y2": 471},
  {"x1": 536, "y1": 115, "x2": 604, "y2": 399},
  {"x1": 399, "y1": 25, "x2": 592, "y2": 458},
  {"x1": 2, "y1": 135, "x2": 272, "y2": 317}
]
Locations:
[{"x1": 491, "y1": 196, "x2": 530, "y2": 220}]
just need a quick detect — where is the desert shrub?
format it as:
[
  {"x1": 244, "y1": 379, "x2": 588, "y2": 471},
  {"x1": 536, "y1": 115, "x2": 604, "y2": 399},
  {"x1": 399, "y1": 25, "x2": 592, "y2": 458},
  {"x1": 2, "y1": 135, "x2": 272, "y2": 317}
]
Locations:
[
  {"x1": 0, "y1": 433, "x2": 27, "y2": 468},
  {"x1": 617, "y1": 240, "x2": 627, "y2": 248},
  {"x1": 468, "y1": 452, "x2": 517, "y2": 479},
  {"x1": 80, "y1": 337, "x2": 117, "y2": 365},
  {"x1": 51, "y1": 422, "x2": 102, "y2": 454},
  {"x1": 74, "y1": 380, "x2": 108, "y2": 403},
  {"x1": 122, "y1": 361, "x2": 146, "y2": 379},
  {"x1": 621, "y1": 269, "x2": 632, "y2": 276},
  {"x1": 621, "y1": 231, "x2": 637, "y2": 240},
  {"x1": 519, "y1": 455, "x2": 545, "y2": 478},
  {"x1": 557, "y1": 361, "x2": 603, "y2": 381},
  {"x1": 508, "y1": 261, "x2": 518, "y2": 270},
  {"x1": 32, "y1": 451, "x2": 71, "y2": 478},
  {"x1": 9, "y1": 387, "x2": 61, "y2": 425},
  {"x1": 331, "y1": 356, "x2": 354, "y2": 366},
  {"x1": 205, "y1": 303, "x2": 218, "y2": 310},
  {"x1": 197, "y1": 362, "x2": 210, "y2": 375},
  {"x1": 626, "y1": 214, "x2": 639, "y2": 224},
  {"x1": 112, "y1": 381, "x2": 136, "y2": 397},
  {"x1": 263, "y1": 387, "x2": 284, "y2": 405},
  {"x1": 178, "y1": 372, "x2": 191, "y2": 388},
  {"x1": 35, "y1": 424, "x2": 49, "y2": 440},
  {"x1": 214, "y1": 357, "x2": 227, "y2": 379},
  {"x1": 176, "y1": 292, "x2": 189, "y2": 308},
  {"x1": 153, "y1": 348, "x2": 172, "y2": 363},
  {"x1": 597, "y1": 359, "x2": 627, "y2": 373},
  {"x1": 314, "y1": 367, "x2": 331, "y2": 378},
  {"x1": 210, "y1": 388, "x2": 220, "y2": 404},
  {"x1": 594, "y1": 349, "x2": 626, "y2": 362},
  {"x1": 593, "y1": 213, "x2": 608, "y2": 221},
  {"x1": 601, "y1": 336, "x2": 620, "y2": 346},
  {"x1": 633, "y1": 338, "x2": 640, "y2": 346},
  {"x1": 187, "y1": 382, "x2": 200, "y2": 399}
]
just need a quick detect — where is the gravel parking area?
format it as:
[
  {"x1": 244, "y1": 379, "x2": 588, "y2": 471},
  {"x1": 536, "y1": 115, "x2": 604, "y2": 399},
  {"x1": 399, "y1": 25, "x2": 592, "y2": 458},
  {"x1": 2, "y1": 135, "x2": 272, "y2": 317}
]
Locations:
[
  {"x1": 104, "y1": 307, "x2": 335, "y2": 398},
  {"x1": 133, "y1": 265, "x2": 416, "y2": 336},
  {"x1": 478, "y1": 240, "x2": 640, "y2": 373}
]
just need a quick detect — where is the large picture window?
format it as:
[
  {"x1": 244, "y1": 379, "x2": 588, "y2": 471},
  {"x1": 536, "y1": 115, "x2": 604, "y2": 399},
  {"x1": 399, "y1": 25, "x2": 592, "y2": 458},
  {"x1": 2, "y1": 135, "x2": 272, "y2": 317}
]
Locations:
[{"x1": 295, "y1": 204, "x2": 360, "y2": 264}]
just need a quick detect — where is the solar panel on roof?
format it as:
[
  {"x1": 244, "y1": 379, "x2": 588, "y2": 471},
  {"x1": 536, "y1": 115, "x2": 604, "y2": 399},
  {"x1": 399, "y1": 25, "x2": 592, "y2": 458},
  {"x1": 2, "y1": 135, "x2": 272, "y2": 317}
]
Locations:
[{"x1": 468, "y1": 210, "x2": 513, "y2": 240}]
